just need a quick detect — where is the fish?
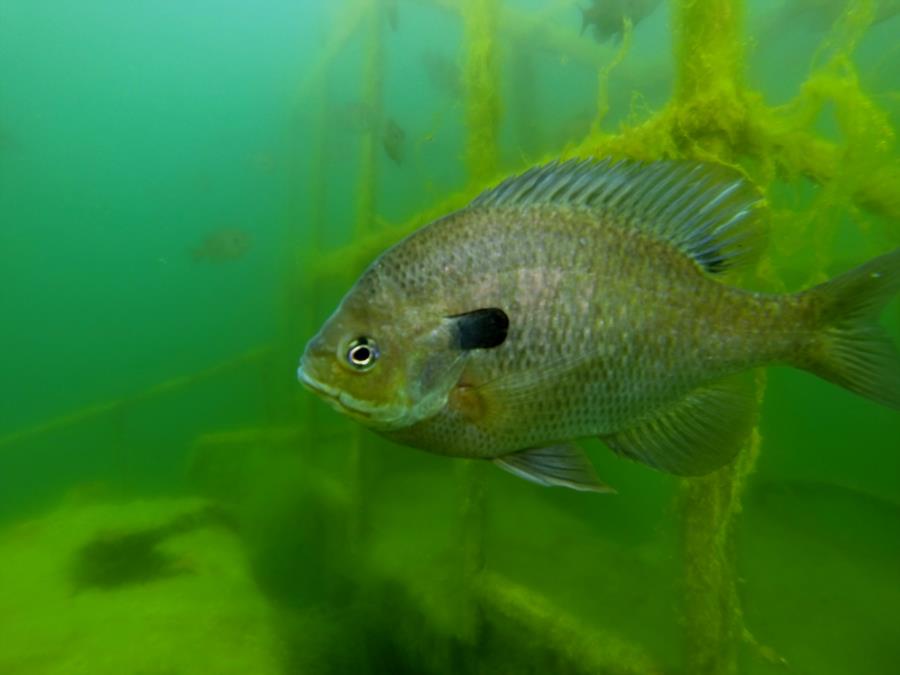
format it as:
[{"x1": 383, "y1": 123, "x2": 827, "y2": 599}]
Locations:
[
  {"x1": 421, "y1": 50, "x2": 465, "y2": 98},
  {"x1": 191, "y1": 227, "x2": 252, "y2": 262},
  {"x1": 386, "y1": 0, "x2": 399, "y2": 32},
  {"x1": 580, "y1": 0, "x2": 663, "y2": 43},
  {"x1": 382, "y1": 118, "x2": 406, "y2": 165},
  {"x1": 297, "y1": 158, "x2": 900, "y2": 492}
]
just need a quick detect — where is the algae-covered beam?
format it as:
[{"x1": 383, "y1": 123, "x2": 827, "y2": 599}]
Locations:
[
  {"x1": 476, "y1": 571, "x2": 664, "y2": 675},
  {"x1": 0, "y1": 346, "x2": 273, "y2": 452},
  {"x1": 409, "y1": 0, "x2": 610, "y2": 70},
  {"x1": 293, "y1": 0, "x2": 368, "y2": 104},
  {"x1": 678, "y1": 425, "x2": 763, "y2": 675},
  {"x1": 673, "y1": 0, "x2": 745, "y2": 104},
  {"x1": 462, "y1": 0, "x2": 502, "y2": 186},
  {"x1": 355, "y1": 0, "x2": 387, "y2": 238}
]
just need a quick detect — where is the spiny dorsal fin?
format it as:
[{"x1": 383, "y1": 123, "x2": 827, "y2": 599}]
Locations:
[
  {"x1": 600, "y1": 373, "x2": 758, "y2": 476},
  {"x1": 470, "y1": 157, "x2": 766, "y2": 273}
]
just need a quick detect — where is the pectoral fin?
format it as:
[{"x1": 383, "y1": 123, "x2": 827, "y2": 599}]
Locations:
[
  {"x1": 492, "y1": 444, "x2": 614, "y2": 493},
  {"x1": 600, "y1": 375, "x2": 758, "y2": 476}
]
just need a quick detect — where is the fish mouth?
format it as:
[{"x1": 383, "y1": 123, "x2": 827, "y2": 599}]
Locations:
[
  {"x1": 297, "y1": 362, "x2": 415, "y2": 429},
  {"x1": 296, "y1": 366, "x2": 374, "y2": 420}
]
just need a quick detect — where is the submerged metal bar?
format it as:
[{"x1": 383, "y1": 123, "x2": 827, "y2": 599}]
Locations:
[
  {"x1": 0, "y1": 346, "x2": 274, "y2": 452},
  {"x1": 678, "y1": 425, "x2": 764, "y2": 675},
  {"x1": 294, "y1": 75, "x2": 332, "y2": 436},
  {"x1": 409, "y1": 0, "x2": 610, "y2": 70},
  {"x1": 476, "y1": 571, "x2": 664, "y2": 675},
  {"x1": 668, "y1": 2, "x2": 758, "y2": 673},
  {"x1": 673, "y1": 0, "x2": 745, "y2": 105},
  {"x1": 293, "y1": 0, "x2": 368, "y2": 104},
  {"x1": 462, "y1": 0, "x2": 502, "y2": 186},
  {"x1": 355, "y1": 0, "x2": 386, "y2": 239}
]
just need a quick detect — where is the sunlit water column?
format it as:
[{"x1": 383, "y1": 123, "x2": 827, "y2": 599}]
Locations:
[{"x1": 671, "y1": 2, "x2": 760, "y2": 673}]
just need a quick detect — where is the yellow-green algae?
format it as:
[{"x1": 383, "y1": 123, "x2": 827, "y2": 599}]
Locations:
[
  {"x1": 462, "y1": 0, "x2": 502, "y2": 186},
  {"x1": 0, "y1": 497, "x2": 284, "y2": 675}
]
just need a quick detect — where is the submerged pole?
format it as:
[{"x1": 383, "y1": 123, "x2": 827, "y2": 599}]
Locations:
[
  {"x1": 673, "y1": 0, "x2": 745, "y2": 104},
  {"x1": 671, "y1": 0, "x2": 748, "y2": 159},
  {"x1": 355, "y1": 0, "x2": 386, "y2": 239},
  {"x1": 296, "y1": 78, "x2": 330, "y2": 435},
  {"x1": 678, "y1": 387, "x2": 765, "y2": 675},
  {"x1": 462, "y1": 0, "x2": 502, "y2": 186},
  {"x1": 670, "y1": 2, "x2": 759, "y2": 673},
  {"x1": 0, "y1": 347, "x2": 273, "y2": 452}
]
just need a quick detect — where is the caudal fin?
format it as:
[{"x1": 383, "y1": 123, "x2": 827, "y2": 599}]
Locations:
[{"x1": 801, "y1": 248, "x2": 900, "y2": 410}]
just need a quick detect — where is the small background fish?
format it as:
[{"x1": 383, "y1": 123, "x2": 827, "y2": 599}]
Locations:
[
  {"x1": 191, "y1": 227, "x2": 252, "y2": 262},
  {"x1": 580, "y1": 0, "x2": 663, "y2": 43},
  {"x1": 382, "y1": 118, "x2": 406, "y2": 164}
]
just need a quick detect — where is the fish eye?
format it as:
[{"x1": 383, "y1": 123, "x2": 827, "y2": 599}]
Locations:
[{"x1": 346, "y1": 337, "x2": 379, "y2": 371}]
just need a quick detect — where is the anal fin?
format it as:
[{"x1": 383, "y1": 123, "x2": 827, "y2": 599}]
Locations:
[
  {"x1": 601, "y1": 374, "x2": 758, "y2": 476},
  {"x1": 493, "y1": 444, "x2": 614, "y2": 493}
]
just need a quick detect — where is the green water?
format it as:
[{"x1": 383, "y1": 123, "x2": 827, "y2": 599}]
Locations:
[{"x1": 1, "y1": 1, "x2": 898, "y2": 674}]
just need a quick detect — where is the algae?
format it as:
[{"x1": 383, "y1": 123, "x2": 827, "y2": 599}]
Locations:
[{"x1": 0, "y1": 498, "x2": 284, "y2": 675}]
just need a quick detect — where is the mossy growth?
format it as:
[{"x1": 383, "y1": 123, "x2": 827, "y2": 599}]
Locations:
[
  {"x1": 0, "y1": 498, "x2": 283, "y2": 675},
  {"x1": 462, "y1": 0, "x2": 502, "y2": 186}
]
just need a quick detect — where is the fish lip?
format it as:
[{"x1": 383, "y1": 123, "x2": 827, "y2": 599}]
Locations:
[
  {"x1": 296, "y1": 364, "x2": 373, "y2": 420},
  {"x1": 297, "y1": 364, "x2": 333, "y2": 395}
]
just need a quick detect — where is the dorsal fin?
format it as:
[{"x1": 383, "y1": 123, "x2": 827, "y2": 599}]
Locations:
[{"x1": 469, "y1": 157, "x2": 766, "y2": 273}]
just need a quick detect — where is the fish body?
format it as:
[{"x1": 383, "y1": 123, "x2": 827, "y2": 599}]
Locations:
[
  {"x1": 422, "y1": 50, "x2": 464, "y2": 98},
  {"x1": 299, "y1": 159, "x2": 900, "y2": 491},
  {"x1": 580, "y1": 0, "x2": 663, "y2": 43},
  {"x1": 386, "y1": 0, "x2": 399, "y2": 31},
  {"x1": 191, "y1": 227, "x2": 252, "y2": 262},
  {"x1": 382, "y1": 118, "x2": 406, "y2": 164}
]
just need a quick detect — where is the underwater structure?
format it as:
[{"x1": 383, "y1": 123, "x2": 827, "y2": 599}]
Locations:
[{"x1": 0, "y1": 0, "x2": 897, "y2": 673}]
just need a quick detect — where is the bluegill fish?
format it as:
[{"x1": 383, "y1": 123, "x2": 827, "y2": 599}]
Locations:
[
  {"x1": 298, "y1": 159, "x2": 900, "y2": 492},
  {"x1": 580, "y1": 0, "x2": 663, "y2": 43},
  {"x1": 191, "y1": 227, "x2": 252, "y2": 263},
  {"x1": 382, "y1": 118, "x2": 406, "y2": 165}
]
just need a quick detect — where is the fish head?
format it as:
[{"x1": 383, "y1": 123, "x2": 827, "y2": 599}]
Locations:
[{"x1": 297, "y1": 272, "x2": 473, "y2": 431}]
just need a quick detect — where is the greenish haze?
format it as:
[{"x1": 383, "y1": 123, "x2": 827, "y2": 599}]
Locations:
[{"x1": 1, "y1": 1, "x2": 898, "y2": 674}]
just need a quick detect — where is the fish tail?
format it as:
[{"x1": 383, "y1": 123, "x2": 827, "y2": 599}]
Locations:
[{"x1": 797, "y1": 248, "x2": 900, "y2": 410}]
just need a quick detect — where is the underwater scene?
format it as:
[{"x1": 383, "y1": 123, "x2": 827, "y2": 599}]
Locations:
[{"x1": 1, "y1": 0, "x2": 899, "y2": 673}]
